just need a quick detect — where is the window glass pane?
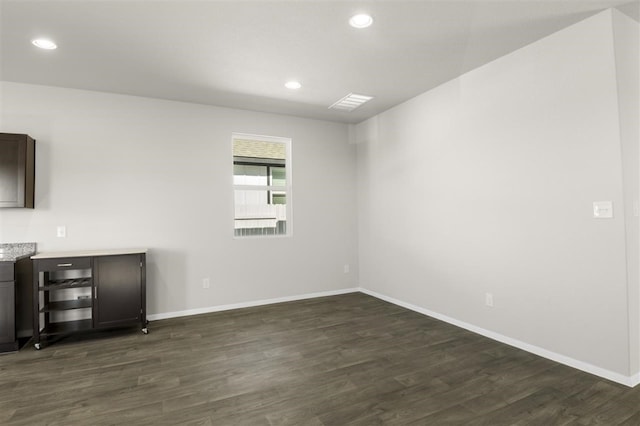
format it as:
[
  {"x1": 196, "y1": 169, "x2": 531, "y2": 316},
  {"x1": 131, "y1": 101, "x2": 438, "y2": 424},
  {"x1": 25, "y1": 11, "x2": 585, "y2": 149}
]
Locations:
[
  {"x1": 234, "y1": 139, "x2": 286, "y2": 161},
  {"x1": 271, "y1": 166, "x2": 286, "y2": 187},
  {"x1": 234, "y1": 188, "x2": 269, "y2": 206},
  {"x1": 271, "y1": 192, "x2": 286, "y2": 205},
  {"x1": 233, "y1": 164, "x2": 268, "y2": 185},
  {"x1": 234, "y1": 189, "x2": 287, "y2": 236}
]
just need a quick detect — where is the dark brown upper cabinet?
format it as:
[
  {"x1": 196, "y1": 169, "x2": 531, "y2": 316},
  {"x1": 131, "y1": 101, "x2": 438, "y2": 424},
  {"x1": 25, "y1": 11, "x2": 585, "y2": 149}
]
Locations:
[{"x1": 0, "y1": 133, "x2": 35, "y2": 208}]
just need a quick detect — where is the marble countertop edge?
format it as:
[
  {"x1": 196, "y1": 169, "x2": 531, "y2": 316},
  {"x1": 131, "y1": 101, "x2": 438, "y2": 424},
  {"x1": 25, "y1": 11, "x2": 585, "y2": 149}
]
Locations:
[{"x1": 0, "y1": 242, "x2": 37, "y2": 262}]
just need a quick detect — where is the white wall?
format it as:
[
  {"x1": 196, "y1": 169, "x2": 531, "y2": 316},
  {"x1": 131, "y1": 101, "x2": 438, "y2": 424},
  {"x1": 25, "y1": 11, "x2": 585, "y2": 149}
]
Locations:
[
  {"x1": 356, "y1": 10, "x2": 638, "y2": 379},
  {"x1": 0, "y1": 82, "x2": 359, "y2": 316},
  {"x1": 612, "y1": 9, "x2": 640, "y2": 376}
]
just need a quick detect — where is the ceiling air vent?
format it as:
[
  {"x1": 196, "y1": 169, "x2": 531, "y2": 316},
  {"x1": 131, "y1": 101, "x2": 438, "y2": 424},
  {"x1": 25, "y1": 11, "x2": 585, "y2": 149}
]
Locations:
[{"x1": 329, "y1": 93, "x2": 374, "y2": 112}]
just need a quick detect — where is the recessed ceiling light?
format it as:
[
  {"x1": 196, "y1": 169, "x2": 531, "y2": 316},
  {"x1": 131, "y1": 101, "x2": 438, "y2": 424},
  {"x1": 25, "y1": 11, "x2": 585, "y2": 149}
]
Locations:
[
  {"x1": 32, "y1": 39, "x2": 57, "y2": 50},
  {"x1": 349, "y1": 14, "x2": 373, "y2": 29},
  {"x1": 285, "y1": 81, "x2": 302, "y2": 90}
]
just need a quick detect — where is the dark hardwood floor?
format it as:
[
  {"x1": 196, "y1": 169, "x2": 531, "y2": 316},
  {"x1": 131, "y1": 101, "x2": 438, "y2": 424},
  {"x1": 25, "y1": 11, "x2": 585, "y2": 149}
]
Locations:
[{"x1": 0, "y1": 292, "x2": 638, "y2": 425}]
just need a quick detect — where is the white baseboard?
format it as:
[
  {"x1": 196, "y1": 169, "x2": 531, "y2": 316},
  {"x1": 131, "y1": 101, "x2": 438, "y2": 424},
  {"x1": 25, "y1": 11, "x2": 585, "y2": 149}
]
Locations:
[
  {"x1": 147, "y1": 287, "x2": 360, "y2": 321},
  {"x1": 630, "y1": 372, "x2": 640, "y2": 388},
  {"x1": 359, "y1": 287, "x2": 639, "y2": 388}
]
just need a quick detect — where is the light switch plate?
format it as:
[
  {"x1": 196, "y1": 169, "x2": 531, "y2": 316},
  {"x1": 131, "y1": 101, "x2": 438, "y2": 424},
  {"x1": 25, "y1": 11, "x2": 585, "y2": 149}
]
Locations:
[
  {"x1": 593, "y1": 201, "x2": 613, "y2": 219},
  {"x1": 485, "y1": 293, "x2": 494, "y2": 307},
  {"x1": 56, "y1": 225, "x2": 66, "y2": 238}
]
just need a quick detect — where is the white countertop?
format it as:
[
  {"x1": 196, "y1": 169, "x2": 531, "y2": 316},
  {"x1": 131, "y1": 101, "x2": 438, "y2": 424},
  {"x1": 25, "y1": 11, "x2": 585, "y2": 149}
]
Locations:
[{"x1": 32, "y1": 248, "x2": 148, "y2": 259}]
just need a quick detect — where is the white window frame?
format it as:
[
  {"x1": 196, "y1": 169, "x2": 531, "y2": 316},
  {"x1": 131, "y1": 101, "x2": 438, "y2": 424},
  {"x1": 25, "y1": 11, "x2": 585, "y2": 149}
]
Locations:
[{"x1": 232, "y1": 132, "x2": 293, "y2": 238}]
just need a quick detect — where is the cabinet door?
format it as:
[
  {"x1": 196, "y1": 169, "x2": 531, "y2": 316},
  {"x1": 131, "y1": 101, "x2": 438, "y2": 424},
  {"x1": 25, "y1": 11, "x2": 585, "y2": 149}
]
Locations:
[
  {"x1": 94, "y1": 255, "x2": 141, "y2": 328},
  {"x1": 15, "y1": 258, "x2": 33, "y2": 339},
  {"x1": 0, "y1": 133, "x2": 35, "y2": 208},
  {"x1": 0, "y1": 281, "x2": 16, "y2": 344}
]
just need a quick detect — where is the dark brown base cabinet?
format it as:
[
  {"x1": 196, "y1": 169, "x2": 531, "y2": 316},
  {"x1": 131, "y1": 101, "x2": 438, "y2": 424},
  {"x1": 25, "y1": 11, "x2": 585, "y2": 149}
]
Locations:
[
  {"x1": 32, "y1": 249, "x2": 147, "y2": 349},
  {"x1": 0, "y1": 257, "x2": 33, "y2": 352}
]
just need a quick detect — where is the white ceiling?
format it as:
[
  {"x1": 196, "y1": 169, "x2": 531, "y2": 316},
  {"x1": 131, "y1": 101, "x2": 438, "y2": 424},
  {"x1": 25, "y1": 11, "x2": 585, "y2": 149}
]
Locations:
[{"x1": 1, "y1": 0, "x2": 638, "y2": 124}]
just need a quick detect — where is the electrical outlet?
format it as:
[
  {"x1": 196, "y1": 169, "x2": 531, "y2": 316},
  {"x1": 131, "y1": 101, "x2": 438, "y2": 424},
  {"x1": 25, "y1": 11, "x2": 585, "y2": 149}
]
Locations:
[
  {"x1": 343, "y1": 264, "x2": 350, "y2": 274},
  {"x1": 485, "y1": 293, "x2": 494, "y2": 307},
  {"x1": 202, "y1": 278, "x2": 210, "y2": 289},
  {"x1": 56, "y1": 225, "x2": 66, "y2": 238}
]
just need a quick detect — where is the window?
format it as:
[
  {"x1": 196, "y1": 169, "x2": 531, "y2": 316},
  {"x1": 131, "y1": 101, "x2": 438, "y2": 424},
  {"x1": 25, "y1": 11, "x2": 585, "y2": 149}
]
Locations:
[{"x1": 233, "y1": 133, "x2": 292, "y2": 237}]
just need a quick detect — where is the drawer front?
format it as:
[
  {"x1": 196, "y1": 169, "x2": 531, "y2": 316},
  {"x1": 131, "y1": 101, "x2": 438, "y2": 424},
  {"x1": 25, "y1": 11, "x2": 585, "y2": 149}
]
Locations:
[
  {"x1": 36, "y1": 257, "x2": 91, "y2": 272},
  {"x1": 0, "y1": 263, "x2": 14, "y2": 282}
]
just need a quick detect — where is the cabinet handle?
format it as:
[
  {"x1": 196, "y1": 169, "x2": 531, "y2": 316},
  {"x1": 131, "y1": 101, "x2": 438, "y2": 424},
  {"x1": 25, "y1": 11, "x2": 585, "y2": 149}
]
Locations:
[{"x1": 57, "y1": 263, "x2": 73, "y2": 267}]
